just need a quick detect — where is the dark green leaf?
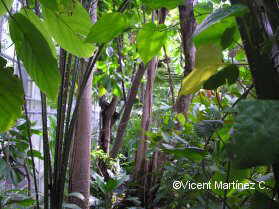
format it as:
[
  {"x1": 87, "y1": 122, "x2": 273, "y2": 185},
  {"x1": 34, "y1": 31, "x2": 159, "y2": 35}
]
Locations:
[
  {"x1": 9, "y1": 13, "x2": 60, "y2": 101},
  {"x1": 194, "y1": 4, "x2": 248, "y2": 46},
  {"x1": 204, "y1": 64, "x2": 239, "y2": 90},
  {"x1": 27, "y1": 150, "x2": 43, "y2": 160},
  {"x1": 136, "y1": 23, "x2": 168, "y2": 64},
  {"x1": 163, "y1": 146, "x2": 206, "y2": 162},
  {"x1": 143, "y1": 0, "x2": 184, "y2": 10},
  {"x1": 39, "y1": 0, "x2": 58, "y2": 10},
  {"x1": 86, "y1": 12, "x2": 131, "y2": 44},
  {"x1": 210, "y1": 168, "x2": 249, "y2": 196},
  {"x1": 250, "y1": 192, "x2": 279, "y2": 209},
  {"x1": 0, "y1": 56, "x2": 7, "y2": 68},
  {"x1": 226, "y1": 100, "x2": 279, "y2": 168},
  {"x1": 221, "y1": 25, "x2": 238, "y2": 49},
  {"x1": 105, "y1": 179, "x2": 118, "y2": 192},
  {"x1": 0, "y1": 69, "x2": 24, "y2": 133},
  {"x1": 194, "y1": 120, "x2": 224, "y2": 138}
]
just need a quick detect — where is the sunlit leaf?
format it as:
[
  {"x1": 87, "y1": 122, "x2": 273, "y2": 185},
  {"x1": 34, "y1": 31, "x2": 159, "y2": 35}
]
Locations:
[
  {"x1": 136, "y1": 23, "x2": 168, "y2": 64},
  {"x1": 9, "y1": 13, "x2": 60, "y2": 101},
  {"x1": 98, "y1": 86, "x2": 107, "y2": 97},
  {"x1": 86, "y1": 12, "x2": 131, "y2": 44},
  {"x1": 7, "y1": 198, "x2": 35, "y2": 207},
  {"x1": 43, "y1": 2, "x2": 94, "y2": 58},
  {"x1": 179, "y1": 43, "x2": 223, "y2": 96},
  {"x1": 20, "y1": 9, "x2": 56, "y2": 57},
  {"x1": 0, "y1": 0, "x2": 13, "y2": 16}
]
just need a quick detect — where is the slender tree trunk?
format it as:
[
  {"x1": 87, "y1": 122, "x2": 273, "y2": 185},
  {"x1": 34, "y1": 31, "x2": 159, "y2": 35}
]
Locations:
[
  {"x1": 175, "y1": 0, "x2": 196, "y2": 116},
  {"x1": 68, "y1": 2, "x2": 98, "y2": 208},
  {"x1": 110, "y1": 63, "x2": 147, "y2": 158},
  {"x1": 134, "y1": 58, "x2": 157, "y2": 179},
  {"x1": 230, "y1": 0, "x2": 279, "y2": 194},
  {"x1": 98, "y1": 96, "x2": 118, "y2": 180},
  {"x1": 99, "y1": 96, "x2": 118, "y2": 153}
]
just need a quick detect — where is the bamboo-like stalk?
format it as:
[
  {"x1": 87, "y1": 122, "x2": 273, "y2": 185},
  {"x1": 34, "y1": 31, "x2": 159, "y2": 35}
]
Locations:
[
  {"x1": 52, "y1": 48, "x2": 67, "y2": 208},
  {"x1": 17, "y1": 58, "x2": 40, "y2": 209},
  {"x1": 65, "y1": 56, "x2": 79, "y2": 134},
  {"x1": 40, "y1": 92, "x2": 52, "y2": 209}
]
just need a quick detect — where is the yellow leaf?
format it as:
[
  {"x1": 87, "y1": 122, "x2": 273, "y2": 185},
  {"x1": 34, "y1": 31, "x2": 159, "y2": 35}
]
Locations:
[
  {"x1": 98, "y1": 86, "x2": 107, "y2": 97},
  {"x1": 179, "y1": 44, "x2": 223, "y2": 96},
  {"x1": 175, "y1": 113, "x2": 186, "y2": 126}
]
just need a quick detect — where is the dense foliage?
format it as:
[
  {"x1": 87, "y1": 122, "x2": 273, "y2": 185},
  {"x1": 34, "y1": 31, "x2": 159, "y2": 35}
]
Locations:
[{"x1": 0, "y1": 0, "x2": 278, "y2": 208}]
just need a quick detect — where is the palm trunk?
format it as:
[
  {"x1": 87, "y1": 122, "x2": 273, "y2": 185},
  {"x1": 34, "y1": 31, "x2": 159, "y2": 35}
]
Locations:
[
  {"x1": 68, "y1": 2, "x2": 98, "y2": 208},
  {"x1": 68, "y1": 60, "x2": 93, "y2": 208}
]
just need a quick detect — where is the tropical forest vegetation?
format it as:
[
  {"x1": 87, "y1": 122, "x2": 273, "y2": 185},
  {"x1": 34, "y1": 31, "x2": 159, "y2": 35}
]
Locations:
[{"x1": 0, "y1": 0, "x2": 278, "y2": 208}]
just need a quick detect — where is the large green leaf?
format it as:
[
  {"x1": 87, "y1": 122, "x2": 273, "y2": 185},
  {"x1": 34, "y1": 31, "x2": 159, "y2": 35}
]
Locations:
[
  {"x1": 0, "y1": 0, "x2": 13, "y2": 16},
  {"x1": 194, "y1": 1, "x2": 213, "y2": 24},
  {"x1": 210, "y1": 168, "x2": 249, "y2": 197},
  {"x1": 179, "y1": 43, "x2": 223, "y2": 96},
  {"x1": 40, "y1": 0, "x2": 75, "y2": 11},
  {"x1": 162, "y1": 144, "x2": 206, "y2": 162},
  {"x1": 39, "y1": 0, "x2": 58, "y2": 10},
  {"x1": 226, "y1": 100, "x2": 279, "y2": 168},
  {"x1": 0, "y1": 69, "x2": 24, "y2": 133},
  {"x1": 194, "y1": 120, "x2": 223, "y2": 138},
  {"x1": 136, "y1": 23, "x2": 168, "y2": 64},
  {"x1": 7, "y1": 198, "x2": 35, "y2": 207},
  {"x1": 20, "y1": 9, "x2": 56, "y2": 57},
  {"x1": 142, "y1": 0, "x2": 184, "y2": 10},
  {"x1": 204, "y1": 64, "x2": 239, "y2": 90},
  {"x1": 194, "y1": 4, "x2": 248, "y2": 47},
  {"x1": 43, "y1": 2, "x2": 94, "y2": 58},
  {"x1": 86, "y1": 12, "x2": 131, "y2": 44},
  {"x1": 9, "y1": 13, "x2": 60, "y2": 100},
  {"x1": 220, "y1": 25, "x2": 239, "y2": 49},
  {"x1": 249, "y1": 192, "x2": 279, "y2": 209}
]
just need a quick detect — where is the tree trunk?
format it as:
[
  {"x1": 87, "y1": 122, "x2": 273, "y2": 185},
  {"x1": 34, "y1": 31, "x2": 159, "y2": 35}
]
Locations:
[
  {"x1": 99, "y1": 96, "x2": 118, "y2": 154},
  {"x1": 230, "y1": 0, "x2": 279, "y2": 194},
  {"x1": 68, "y1": 2, "x2": 98, "y2": 208},
  {"x1": 68, "y1": 61, "x2": 93, "y2": 208},
  {"x1": 175, "y1": 0, "x2": 196, "y2": 116},
  {"x1": 110, "y1": 63, "x2": 146, "y2": 158},
  {"x1": 134, "y1": 58, "x2": 157, "y2": 179}
]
